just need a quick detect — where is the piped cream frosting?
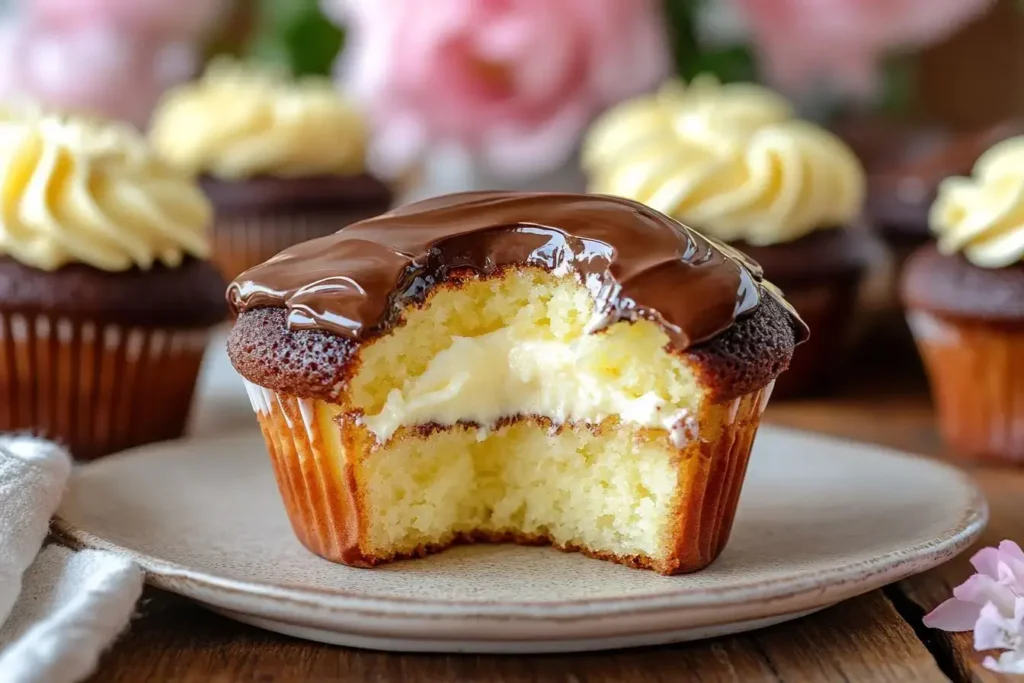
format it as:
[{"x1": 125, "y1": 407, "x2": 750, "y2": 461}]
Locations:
[
  {"x1": 0, "y1": 113, "x2": 211, "y2": 272},
  {"x1": 931, "y1": 135, "x2": 1024, "y2": 268},
  {"x1": 149, "y1": 60, "x2": 368, "y2": 180},
  {"x1": 582, "y1": 76, "x2": 865, "y2": 246}
]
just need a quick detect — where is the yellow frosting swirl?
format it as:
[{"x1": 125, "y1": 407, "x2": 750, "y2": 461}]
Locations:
[
  {"x1": 582, "y1": 77, "x2": 865, "y2": 245},
  {"x1": 0, "y1": 114, "x2": 211, "y2": 272},
  {"x1": 149, "y1": 61, "x2": 368, "y2": 180},
  {"x1": 931, "y1": 135, "x2": 1024, "y2": 268}
]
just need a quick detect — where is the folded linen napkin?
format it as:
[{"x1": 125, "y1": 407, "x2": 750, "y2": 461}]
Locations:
[{"x1": 0, "y1": 436, "x2": 143, "y2": 683}]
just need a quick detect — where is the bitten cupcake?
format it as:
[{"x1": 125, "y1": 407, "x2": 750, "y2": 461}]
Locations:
[
  {"x1": 149, "y1": 60, "x2": 393, "y2": 280},
  {"x1": 0, "y1": 113, "x2": 226, "y2": 460},
  {"x1": 582, "y1": 77, "x2": 871, "y2": 397},
  {"x1": 902, "y1": 136, "x2": 1024, "y2": 463},
  {"x1": 228, "y1": 191, "x2": 806, "y2": 575}
]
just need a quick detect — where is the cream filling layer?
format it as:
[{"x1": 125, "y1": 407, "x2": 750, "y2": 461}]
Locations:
[{"x1": 360, "y1": 327, "x2": 693, "y2": 444}]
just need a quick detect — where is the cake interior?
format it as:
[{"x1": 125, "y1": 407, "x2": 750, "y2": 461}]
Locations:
[{"x1": 275, "y1": 269, "x2": 728, "y2": 567}]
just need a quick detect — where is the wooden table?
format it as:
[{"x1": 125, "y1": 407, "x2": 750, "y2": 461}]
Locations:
[{"x1": 87, "y1": 344, "x2": 1023, "y2": 683}]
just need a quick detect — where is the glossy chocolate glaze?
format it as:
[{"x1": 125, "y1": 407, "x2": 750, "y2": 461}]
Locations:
[{"x1": 228, "y1": 192, "x2": 807, "y2": 350}]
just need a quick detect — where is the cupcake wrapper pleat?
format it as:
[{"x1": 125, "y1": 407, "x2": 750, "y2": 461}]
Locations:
[
  {"x1": 0, "y1": 313, "x2": 210, "y2": 461},
  {"x1": 667, "y1": 382, "x2": 772, "y2": 573},
  {"x1": 244, "y1": 382, "x2": 362, "y2": 563},
  {"x1": 909, "y1": 310, "x2": 1024, "y2": 462},
  {"x1": 244, "y1": 378, "x2": 776, "y2": 574}
]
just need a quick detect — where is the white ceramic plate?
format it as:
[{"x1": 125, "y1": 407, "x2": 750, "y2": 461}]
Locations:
[{"x1": 54, "y1": 426, "x2": 986, "y2": 653}]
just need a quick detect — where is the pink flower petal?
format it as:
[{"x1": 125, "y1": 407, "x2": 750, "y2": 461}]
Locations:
[
  {"x1": 29, "y1": 0, "x2": 225, "y2": 41},
  {"x1": 367, "y1": 110, "x2": 429, "y2": 177},
  {"x1": 923, "y1": 598, "x2": 983, "y2": 632},
  {"x1": 954, "y1": 574, "x2": 996, "y2": 603},
  {"x1": 479, "y1": 99, "x2": 590, "y2": 177},
  {"x1": 1000, "y1": 540, "x2": 1024, "y2": 562},
  {"x1": 1000, "y1": 555, "x2": 1024, "y2": 590},
  {"x1": 972, "y1": 547, "x2": 1002, "y2": 579}
]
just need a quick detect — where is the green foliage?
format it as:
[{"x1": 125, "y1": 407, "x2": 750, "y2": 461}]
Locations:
[
  {"x1": 663, "y1": 0, "x2": 757, "y2": 83},
  {"x1": 879, "y1": 56, "x2": 916, "y2": 115},
  {"x1": 247, "y1": 0, "x2": 345, "y2": 76}
]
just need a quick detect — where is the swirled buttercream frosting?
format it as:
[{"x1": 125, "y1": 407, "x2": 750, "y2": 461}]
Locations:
[
  {"x1": 0, "y1": 114, "x2": 211, "y2": 272},
  {"x1": 149, "y1": 60, "x2": 368, "y2": 180},
  {"x1": 582, "y1": 77, "x2": 865, "y2": 245},
  {"x1": 931, "y1": 135, "x2": 1024, "y2": 268}
]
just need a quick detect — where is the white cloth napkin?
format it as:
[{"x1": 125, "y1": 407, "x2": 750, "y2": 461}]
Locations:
[{"x1": 0, "y1": 436, "x2": 144, "y2": 683}]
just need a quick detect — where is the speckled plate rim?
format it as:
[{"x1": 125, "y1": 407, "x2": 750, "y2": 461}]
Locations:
[{"x1": 53, "y1": 425, "x2": 988, "y2": 629}]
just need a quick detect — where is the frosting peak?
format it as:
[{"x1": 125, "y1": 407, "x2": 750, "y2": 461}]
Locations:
[
  {"x1": 149, "y1": 60, "x2": 368, "y2": 180},
  {"x1": 228, "y1": 191, "x2": 807, "y2": 351},
  {"x1": 582, "y1": 77, "x2": 865, "y2": 246},
  {"x1": 0, "y1": 113, "x2": 211, "y2": 272},
  {"x1": 931, "y1": 135, "x2": 1024, "y2": 268}
]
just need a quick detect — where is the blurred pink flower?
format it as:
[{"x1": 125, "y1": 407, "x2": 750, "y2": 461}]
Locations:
[
  {"x1": 0, "y1": 19, "x2": 196, "y2": 127},
  {"x1": 736, "y1": 0, "x2": 994, "y2": 96},
  {"x1": 0, "y1": 0, "x2": 224, "y2": 127},
  {"x1": 26, "y1": 0, "x2": 224, "y2": 40},
  {"x1": 326, "y1": 0, "x2": 671, "y2": 177},
  {"x1": 924, "y1": 540, "x2": 1024, "y2": 674}
]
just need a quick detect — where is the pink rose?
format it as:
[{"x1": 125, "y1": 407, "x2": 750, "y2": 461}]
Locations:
[
  {"x1": 327, "y1": 0, "x2": 671, "y2": 177},
  {"x1": 736, "y1": 0, "x2": 994, "y2": 96},
  {"x1": 0, "y1": 0, "x2": 223, "y2": 127},
  {"x1": 0, "y1": 18, "x2": 196, "y2": 127}
]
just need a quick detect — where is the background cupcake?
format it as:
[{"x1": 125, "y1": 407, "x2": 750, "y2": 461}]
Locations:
[
  {"x1": 858, "y1": 122, "x2": 1024, "y2": 264},
  {"x1": 149, "y1": 60, "x2": 392, "y2": 280},
  {"x1": 902, "y1": 135, "x2": 1024, "y2": 463},
  {"x1": 0, "y1": 112, "x2": 226, "y2": 460},
  {"x1": 582, "y1": 76, "x2": 872, "y2": 398}
]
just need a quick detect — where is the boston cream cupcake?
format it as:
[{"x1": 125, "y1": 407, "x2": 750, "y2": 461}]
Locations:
[
  {"x1": 0, "y1": 113, "x2": 226, "y2": 460},
  {"x1": 149, "y1": 60, "x2": 392, "y2": 280},
  {"x1": 227, "y1": 191, "x2": 806, "y2": 574},
  {"x1": 582, "y1": 77, "x2": 871, "y2": 397},
  {"x1": 902, "y1": 136, "x2": 1024, "y2": 463}
]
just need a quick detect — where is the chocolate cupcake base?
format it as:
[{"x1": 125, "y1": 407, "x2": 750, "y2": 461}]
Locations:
[
  {"x1": 212, "y1": 212, "x2": 380, "y2": 282},
  {"x1": 0, "y1": 257, "x2": 227, "y2": 460},
  {"x1": 203, "y1": 175, "x2": 393, "y2": 280}
]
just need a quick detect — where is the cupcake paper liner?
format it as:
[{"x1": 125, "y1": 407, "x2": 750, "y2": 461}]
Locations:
[
  {"x1": 908, "y1": 310, "x2": 1024, "y2": 462},
  {"x1": 213, "y1": 210, "x2": 385, "y2": 281},
  {"x1": 670, "y1": 382, "x2": 773, "y2": 572},
  {"x1": 0, "y1": 313, "x2": 211, "y2": 461},
  {"x1": 243, "y1": 379, "x2": 774, "y2": 574}
]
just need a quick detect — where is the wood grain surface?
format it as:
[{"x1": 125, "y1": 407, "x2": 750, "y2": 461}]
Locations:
[{"x1": 86, "y1": 340, "x2": 1016, "y2": 682}]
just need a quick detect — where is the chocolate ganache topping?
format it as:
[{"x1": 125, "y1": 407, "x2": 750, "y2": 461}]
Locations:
[{"x1": 227, "y1": 191, "x2": 807, "y2": 349}]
